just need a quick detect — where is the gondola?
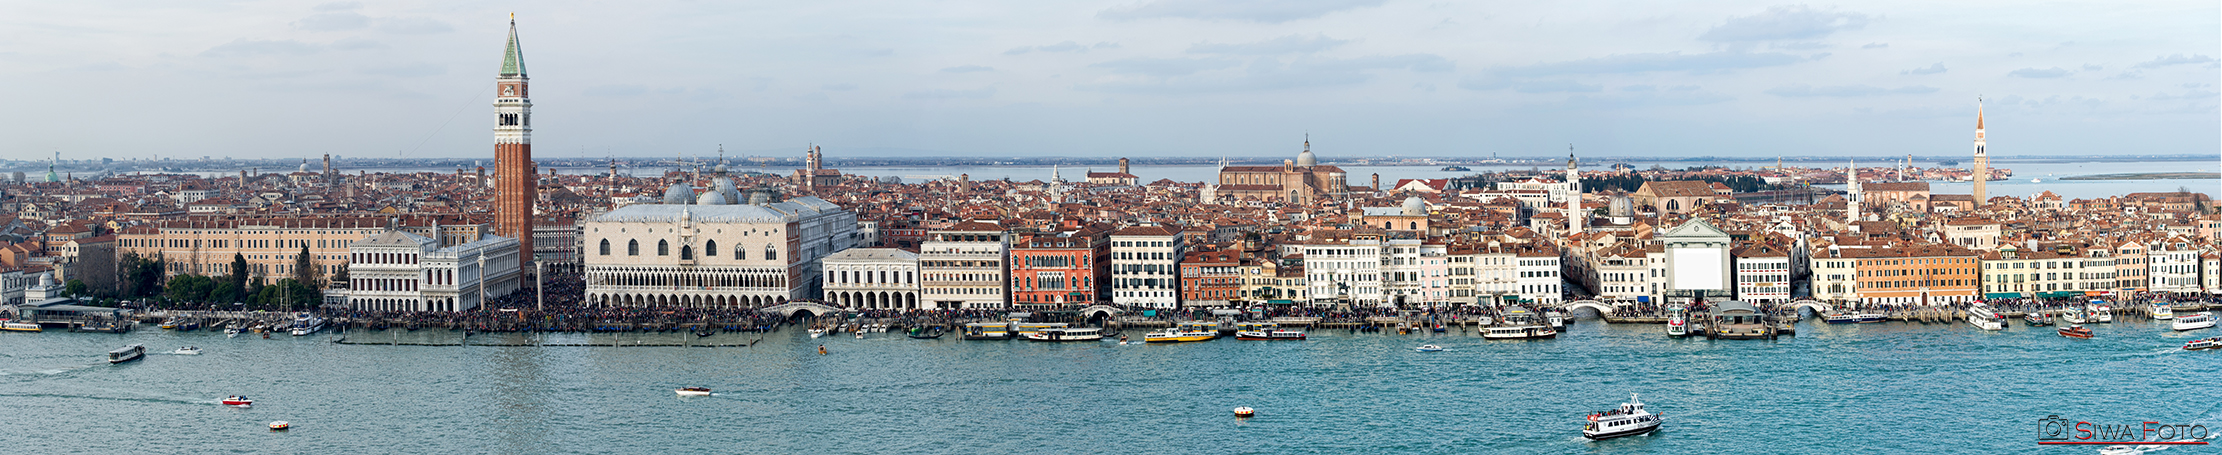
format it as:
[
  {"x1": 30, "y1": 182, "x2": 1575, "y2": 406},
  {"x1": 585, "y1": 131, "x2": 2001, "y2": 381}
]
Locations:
[
  {"x1": 907, "y1": 328, "x2": 945, "y2": 339},
  {"x1": 695, "y1": 328, "x2": 716, "y2": 337}
]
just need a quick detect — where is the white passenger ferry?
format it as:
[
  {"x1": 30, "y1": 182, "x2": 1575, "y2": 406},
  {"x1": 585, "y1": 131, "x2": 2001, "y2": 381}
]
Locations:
[
  {"x1": 1965, "y1": 305, "x2": 2005, "y2": 331},
  {"x1": 1581, "y1": 393, "x2": 1663, "y2": 440},
  {"x1": 2172, "y1": 312, "x2": 2214, "y2": 332}
]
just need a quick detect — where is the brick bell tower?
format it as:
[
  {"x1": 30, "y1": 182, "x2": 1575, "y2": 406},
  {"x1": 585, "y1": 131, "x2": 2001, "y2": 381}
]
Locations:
[{"x1": 495, "y1": 16, "x2": 535, "y2": 264}]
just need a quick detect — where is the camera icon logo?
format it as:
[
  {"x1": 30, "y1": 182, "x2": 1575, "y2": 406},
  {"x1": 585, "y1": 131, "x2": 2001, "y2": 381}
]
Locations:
[{"x1": 2037, "y1": 415, "x2": 2071, "y2": 441}]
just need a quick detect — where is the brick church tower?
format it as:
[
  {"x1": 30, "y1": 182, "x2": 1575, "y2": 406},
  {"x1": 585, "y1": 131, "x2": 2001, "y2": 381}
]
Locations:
[{"x1": 495, "y1": 17, "x2": 535, "y2": 263}]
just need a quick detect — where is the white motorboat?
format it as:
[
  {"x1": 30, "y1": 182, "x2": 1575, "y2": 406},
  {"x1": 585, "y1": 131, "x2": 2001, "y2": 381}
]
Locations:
[
  {"x1": 1665, "y1": 305, "x2": 1689, "y2": 338},
  {"x1": 1546, "y1": 310, "x2": 1566, "y2": 329},
  {"x1": 1822, "y1": 311, "x2": 1859, "y2": 324},
  {"x1": 2172, "y1": 312, "x2": 2214, "y2": 332},
  {"x1": 2060, "y1": 311, "x2": 2087, "y2": 325},
  {"x1": 2150, "y1": 303, "x2": 2174, "y2": 320},
  {"x1": 1414, "y1": 345, "x2": 1445, "y2": 352},
  {"x1": 171, "y1": 347, "x2": 203, "y2": 355},
  {"x1": 2092, "y1": 304, "x2": 2114, "y2": 323},
  {"x1": 675, "y1": 387, "x2": 713, "y2": 396},
  {"x1": 808, "y1": 328, "x2": 827, "y2": 338},
  {"x1": 1582, "y1": 393, "x2": 1663, "y2": 440},
  {"x1": 289, "y1": 315, "x2": 326, "y2": 336},
  {"x1": 1965, "y1": 305, "x2": 2005, "y2": 331}
]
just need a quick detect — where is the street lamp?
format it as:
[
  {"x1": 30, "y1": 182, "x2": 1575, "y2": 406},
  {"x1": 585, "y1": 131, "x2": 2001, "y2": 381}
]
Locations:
[
  {"x1": 534, "y1": 254, "x2": 544, "y2": 312},
  {"x1": 477, "y1": 254, "x2": 486, "y2": 312}
]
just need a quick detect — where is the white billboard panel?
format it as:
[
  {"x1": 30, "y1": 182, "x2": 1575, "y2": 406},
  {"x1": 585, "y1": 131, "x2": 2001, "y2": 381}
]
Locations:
[{"x1": 1670, "y1": 247, "x2": 1725, "y2": 291}]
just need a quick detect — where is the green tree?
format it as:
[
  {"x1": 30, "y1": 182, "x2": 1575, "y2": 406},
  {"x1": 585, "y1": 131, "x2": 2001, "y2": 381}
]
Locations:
[
  {"x1": 230, "y1": 252, "x2": 249, "y2": 294},
  {"x1": 164, "y1": 275, "x2": 214, "y2": 302},
  {"x1": 117, "y1": 252, "x2": 164, "y2": 298},
  {"x1": 208, "y1": 280, "x2": 241, "y2": 304},
  {"x1": 293, "y1": 244, "x2": 321, "y2": 290},
  {"x1": 64, "y1": 279, "x2": 86, "y2": 297}
]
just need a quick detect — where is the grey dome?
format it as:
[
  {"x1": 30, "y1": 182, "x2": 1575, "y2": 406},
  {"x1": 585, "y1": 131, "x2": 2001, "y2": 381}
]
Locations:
[
  {"x1": 663, "y1": 182, "x2": 694, "y2": 205},
  {"x1": 1402, "y1": 196, "x2": 1426, "y2": 216},
  {"x1": 697, "y1": 190, "x2": 729, "y2": 205},
  {"x1": 1296, "y1": 149, "x2": 1317, "y2": 167},
  {"x1": 714, "y1": 178, "x2": 740, "y2": 204}
]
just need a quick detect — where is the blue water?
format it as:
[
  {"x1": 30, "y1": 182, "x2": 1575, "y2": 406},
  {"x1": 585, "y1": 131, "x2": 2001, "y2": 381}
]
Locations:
[{"x1": 3, "y1": 318, "x2": 2217, "y2": 454}]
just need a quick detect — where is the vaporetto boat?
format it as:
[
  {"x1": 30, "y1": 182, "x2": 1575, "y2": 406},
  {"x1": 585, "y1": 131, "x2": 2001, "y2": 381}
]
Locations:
[
  {"x1": 1582, "y1": 393, "x2": 1663, "y2": 440},
  {"x1": 1022, "y1": 327, "x2": 1103, "y2": 342},
  {"x1": 2150, "y1": 303, "x2": 2174, "y2": 320},
  {"x1": 2172, "y1": 312, "x2": 2214, "y2": 332}
]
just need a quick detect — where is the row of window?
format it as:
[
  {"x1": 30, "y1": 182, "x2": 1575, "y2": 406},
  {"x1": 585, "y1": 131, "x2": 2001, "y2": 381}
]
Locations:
[{"x1": 599, "y1": 239, "x2": 775, "y2": 260}]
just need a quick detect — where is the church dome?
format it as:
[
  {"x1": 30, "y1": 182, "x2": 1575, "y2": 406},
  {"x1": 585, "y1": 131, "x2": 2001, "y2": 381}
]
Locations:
[
  {"x1": 38, "y1": 271, "x2": 54, "y2": 287},
  {"x1": 1296, "y1": 149, "x2": 1317, "y2": 167},
  {"x1": 714, "y1": 178, "x2": 740, "y2": 204},
  {"x1": 697, "y1": 190, "x2": 729, "y2": 205},
  {"x1": 1402, "y1": 196, "x2": 1426, "y2": 216},
  {"x1": 662, "y1": 182, "x2": 694, "y2": 205}
]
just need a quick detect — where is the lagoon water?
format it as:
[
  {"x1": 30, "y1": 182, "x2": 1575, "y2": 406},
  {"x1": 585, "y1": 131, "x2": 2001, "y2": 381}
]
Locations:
[{"x1": 4, "y1": 318, "x2": 2217, "y2": 454}]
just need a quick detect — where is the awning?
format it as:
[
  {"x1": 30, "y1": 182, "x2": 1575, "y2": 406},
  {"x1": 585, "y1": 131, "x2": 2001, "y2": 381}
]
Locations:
[
  {"x1": 2036, "y1": 291, "x2": 2080, "y2": 299},
  {"x1": 1266, "y1": 299, "x2": 1298, "y2": 305},
  {"x1": 1636, "y1": 296, "x2": 1651, "y2": 303},
  {"x1": 1984, "y1": 292, "x2": 2024, "y2": 299}
]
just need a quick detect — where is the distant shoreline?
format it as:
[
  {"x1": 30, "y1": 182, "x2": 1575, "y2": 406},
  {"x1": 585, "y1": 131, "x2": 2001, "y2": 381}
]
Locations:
[{"x1": 2062, "y1": 172, "x2": 2222, "y2": 181}]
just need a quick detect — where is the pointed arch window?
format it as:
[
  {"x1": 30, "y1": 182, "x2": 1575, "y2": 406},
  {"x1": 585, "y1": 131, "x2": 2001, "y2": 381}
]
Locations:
[
  {"x1": 658, "y1": 240, "x2": 670, "y2": 256},
  {"x1": 765, "y1": 245, "x2": 777, "y2": 261},
  {"x1": 680, "y1": 245, "x2": 694, "y2": 260},
  {"x1": 599, "y1": 239, "x2": 612, "y2": 256},
  {"x1": 705, "y1": 240, "x2": 719, "y2": 257},
  {"x1": 627, "y1": 240, "x2": 640, "y2": 256}
]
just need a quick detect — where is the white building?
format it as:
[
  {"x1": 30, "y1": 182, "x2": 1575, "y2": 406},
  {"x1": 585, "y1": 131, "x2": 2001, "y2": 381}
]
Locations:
[
  {"x1": 920, "y1": 222, "x2": 1010, "y2": 310},
  {"x1": 1810, "y1": 245, "x2": 1862, "y2": 304},
  {"x1": 1110, "y1": 224, "x2": 1184, "y2": 308},
  {"x1": 2148, "y1": 237, "x2": 2201, "y2": 294},
  {"x1": 822, "y1": 248, "x2": 921, "y2": 310},
  {"x1": 1305, "y1": 240, "x2": 1383, "y2": 307},
  {"x1": 1380, "y1": 239, "x2": 1452, "y2": 307},
  {"x1": 581, "y1": 182, "x2": 859, "y2": 307},
  {"x1": 1732, "y1": 243, "x2": 1792, "y2": 303},
  {"x1": 346, "y1": 229, "x2": 521, "y2": 312},
  {"x1": 1514, "y1": 248, "x2": 1562, "y2": 305}
]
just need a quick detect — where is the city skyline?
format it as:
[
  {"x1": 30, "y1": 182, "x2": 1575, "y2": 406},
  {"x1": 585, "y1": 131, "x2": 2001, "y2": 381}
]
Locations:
[{"x1": 1, "y1": 1, "x2": 2215, "y2": 160}]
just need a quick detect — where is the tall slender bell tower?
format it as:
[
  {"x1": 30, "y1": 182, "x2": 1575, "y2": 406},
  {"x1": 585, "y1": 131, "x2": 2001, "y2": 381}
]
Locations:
[
  {"x1": 494, "y1": 16, "x2": 535, "y2": 263},
  {"x1": 1566, "y1": 146, "x2": 1582, "y2": 236},
  {"x1": 1971, "y1": 98, "x2": 1988, "y2": 205}
]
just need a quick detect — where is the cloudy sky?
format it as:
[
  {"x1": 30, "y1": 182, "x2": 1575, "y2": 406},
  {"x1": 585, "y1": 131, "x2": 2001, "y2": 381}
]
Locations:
[{"x1": 1, "y1": 0, "x2": 2214, "y2": 160}]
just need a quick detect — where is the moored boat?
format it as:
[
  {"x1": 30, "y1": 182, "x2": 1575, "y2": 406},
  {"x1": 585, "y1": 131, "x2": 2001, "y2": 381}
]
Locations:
[
  {"x1": 1854, "y1": 312, "x2": 1886, "y2": 323},
  {"x1": 2151, "y1": 303, "x2": 2174, "y2": 320},
  {"x1": 2060, "y1": 311, "x2": 2087, "y2": 325},
  {"x1": 1966, "y1": 304, "x2": 2005, "y2": 331},
  {"x1": 675, "y1": 387, "x2": 713, "y2": 396},
  {"x1": 906, "y1": 327, "x2": 945, "y2": 339},
  {"x1": 1664, "y1": 305, "x2": 1690, "y2": 338},
  {"x1": 2023, "y1": 312, "x2": 2054, "y2": 327},
  {"x1": 1022, "y1": 327, "x2": 1104, "y2": 342},
  {"x1": 289, "y1": 315, "x2": 325, "y2": 336},
  {"x1": 108, "y1": 344, "x2": 145, "y2": 364},
  {"x1": 1822, "y1": 311, "x2": 1859, "y2": 324},
  {"x1": 1582, "y1": 393, "x2": 1663, "y2": 440},
  {"x1": 1234, "y1": 329, "x2": 1307, "y2": 340},
  {"x1": 961, "y1": 322, "x2": 1012, "y2": 340},
  {"x1": 2090, "y1": 303, "x2": 2114, "y2": 323},
  {"x1": 2183, "y1": 337, "x2": 2222, "y2": 351},
  {"x1": 2, "y1": 321, "x2": 40, "y2": 332},
  {"x1": 2057, "y1": 325, "x2": 2094, "y2": 339},
  {"x1": 2171, "y1": 312, "x2": 2214, "y2": 332}
]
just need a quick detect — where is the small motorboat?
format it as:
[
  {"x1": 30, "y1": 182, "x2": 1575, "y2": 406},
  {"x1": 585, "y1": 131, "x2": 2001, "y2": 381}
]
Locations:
[
  {"x1": 1233, "y1": 407, "x2": 1256, "y2": 418},
  {"x1": 2182, "y1": 337, "x2": 2221, "y2": 351},
  {"x1": 2058, "y1": 325, "x2": 2094, "y2": 339},
  {"x1": 225, "y1": 327, "x2": 242, "y2": 338},
  {"x1": 1415, "y1": 345, "x2": 1446, "y2": 352},
  {"x1": 1583, "y1": 393, "x2": 1664, "y2": 440},
  {"x1": 171, "y1": 347, "x2": 203, "y2": 355},
  {"x1": 906, "y1": 328, "x2": 945, "y2": 340},
  {"x1": 222, "y1": 396, "x2": 253, "y2": 407},
  {"x1": 2023, "y1": 313, "x2": 2054, "y2": 327},
  {"x1": 268, "y1": 421, "x2": 290, "y2": 431},
  {"x1": 808, "y1": 328, "x2": 827, "y2": 338},
  {"x1": 2098, "y1": 446, "x2": 2141, "y2": 455},
  {"x1": 676, "y1": 387, "x2": 713, "y2": 396}
]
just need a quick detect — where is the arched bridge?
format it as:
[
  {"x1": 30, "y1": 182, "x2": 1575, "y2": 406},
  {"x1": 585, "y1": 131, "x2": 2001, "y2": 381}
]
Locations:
[
  {"x1": 761, "y1": 301, "x2": 843, "y2": 319},
  {"x1": 1078, "y1": 305, "x2": 1124, "y2": 323},
  {"x1": 1543, "y1": 300, "x2": 1617, "y2": 318},
  {"x1": 1782, "y1": 300, "x2": 1831, "y2": 315}
]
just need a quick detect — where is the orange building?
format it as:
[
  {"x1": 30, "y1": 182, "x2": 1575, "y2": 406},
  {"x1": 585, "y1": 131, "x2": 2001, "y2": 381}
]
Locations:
[
  {"x1": 1849, "y1": 243, "x2": 1980, "y2": 306},
  {"x1": 1180, "y1": 249, "x2": 1242, "y2": 304}
]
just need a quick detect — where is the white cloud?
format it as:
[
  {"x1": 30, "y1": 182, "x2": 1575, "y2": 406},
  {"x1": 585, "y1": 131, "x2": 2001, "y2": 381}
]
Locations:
[
  {"x1": 1005, "y1": 41, "x2": 1118, "y2": 55},
  {"x1": 1098, "y1": 0, "x2": 1386, "y2": 23},
  {"x1": 377, "y1": 17, "x2": 454, "y2": 35},
  {"x1": 1187, "y1": 34, "x2": 1350, "y2": 55},
  {"x1": 941, "y1": 65, "x2": 995, "y2": 73},
  {"x1": 1764, "y1": 84, "x2": 1937, "y2": 97},
  {"x1": 1698, "y1": 5, "x2": 1871, "y2": 43},
  {"x1": 2009, "y1": 67, "x2": 2072, "y2": 78},
  {"x1": 2134, "y1": 54, "x2": 2218, "y2": 69},
  {"x1": 904, "y1": 87, "x2": 996, "y2": 99},
  {"x1": 201, "y1": 39, "x2": 322, "y2": 57},
  {"x1": 1900, "y1": 62, "x2": 1945, "y2": 75},
  {"x1": 293, "y1": 12, "x2": 370, "y2": 31}
]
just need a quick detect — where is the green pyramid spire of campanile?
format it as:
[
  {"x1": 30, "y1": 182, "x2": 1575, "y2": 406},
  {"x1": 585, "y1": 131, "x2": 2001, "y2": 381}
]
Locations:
[{"x1": 500, "y1": 16, "x2": 526, "y2": 76}]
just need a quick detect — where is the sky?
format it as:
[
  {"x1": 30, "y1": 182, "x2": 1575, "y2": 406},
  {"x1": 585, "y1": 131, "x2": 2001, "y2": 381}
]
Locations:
[{"x1": 0, "y1": 0, "x2": 2215, "y2": 161}]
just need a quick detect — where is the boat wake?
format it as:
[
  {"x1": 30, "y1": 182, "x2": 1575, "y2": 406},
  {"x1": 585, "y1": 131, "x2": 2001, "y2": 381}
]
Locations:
[{"x1": 0, "y1": 391, "x2": 215, "y2": 406}]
